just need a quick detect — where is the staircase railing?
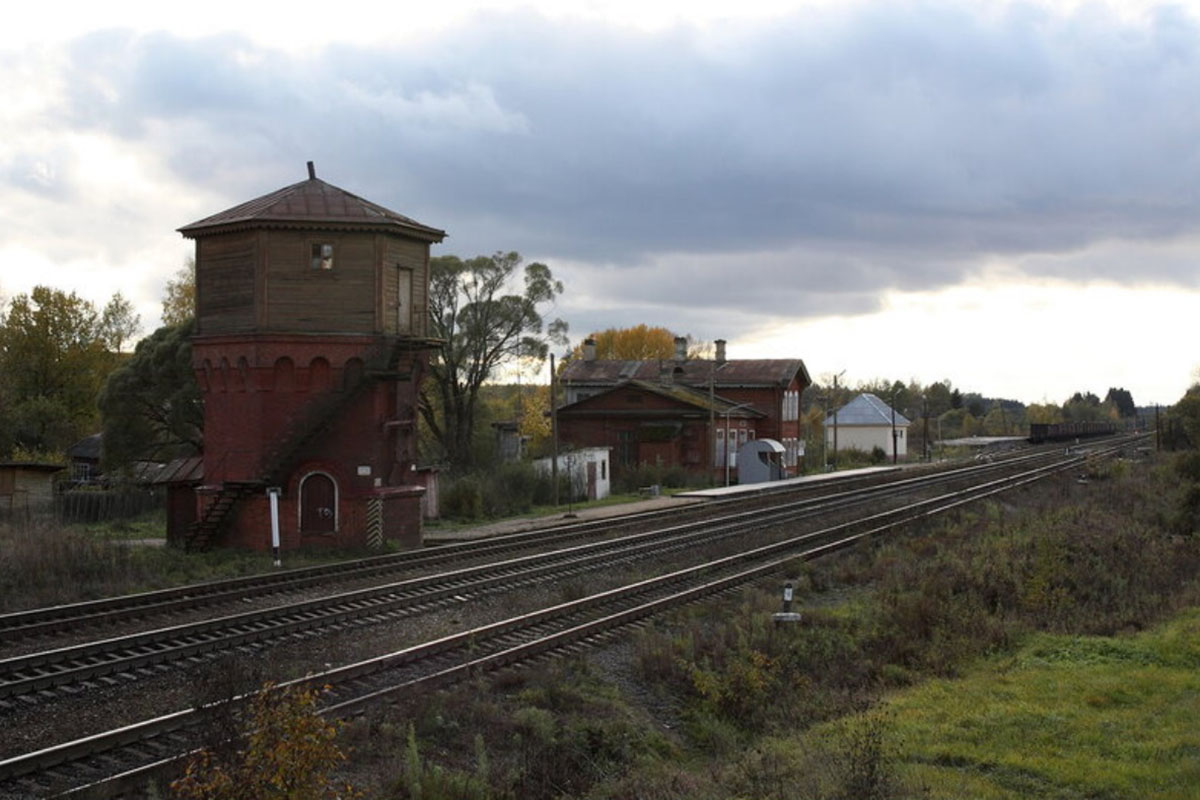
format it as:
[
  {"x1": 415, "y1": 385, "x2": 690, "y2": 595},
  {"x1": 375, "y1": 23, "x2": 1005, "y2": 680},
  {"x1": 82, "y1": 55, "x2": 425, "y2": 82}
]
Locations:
[{"x1": 184, "y1": 337, "x2": 415, "y2": 551}]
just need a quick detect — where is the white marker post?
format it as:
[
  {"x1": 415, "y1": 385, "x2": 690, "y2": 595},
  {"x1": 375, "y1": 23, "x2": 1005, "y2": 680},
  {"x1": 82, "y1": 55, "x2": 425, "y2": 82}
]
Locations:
[
  {"x1": 772, "y1": 580, "x2": 802, "y2": 625},
  {"x1": 267, "y1": 487, "x2": 282, "y2": 567}
]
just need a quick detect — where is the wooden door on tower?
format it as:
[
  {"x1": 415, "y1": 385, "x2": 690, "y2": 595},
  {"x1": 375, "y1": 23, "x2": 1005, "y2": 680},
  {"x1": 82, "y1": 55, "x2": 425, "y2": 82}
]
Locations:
[
  {"x1": 396, "y1": 268, "x2": 413, "y2": 334},
  {"x1": 300, "y1": 473, "x2": 337, "y2": 534}
]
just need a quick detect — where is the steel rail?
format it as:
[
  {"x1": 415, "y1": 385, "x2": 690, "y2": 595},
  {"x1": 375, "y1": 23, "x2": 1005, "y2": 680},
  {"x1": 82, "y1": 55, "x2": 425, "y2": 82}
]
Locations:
[
  {"x1": 0, "y1": 441, "x2": 1097, "y2": 644},
  {"x1": 0, "y1": 446, "x2": 1080, "y2": 702},
  {"x1": 0, "y1": 443, "x2": 1128, "y2": 798},
  {"x1": 0, "y1": 465, "x2": 922, "y2": 642}
]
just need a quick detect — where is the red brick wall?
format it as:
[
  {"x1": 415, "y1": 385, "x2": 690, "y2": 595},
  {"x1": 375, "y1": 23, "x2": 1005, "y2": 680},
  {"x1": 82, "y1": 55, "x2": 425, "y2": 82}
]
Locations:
[
  {"x1": 557, "y1": 380, "x2": 813, "y2": 484},
  {"x1": 192, "y1": 333, "x2": 427, "y2": 551}
]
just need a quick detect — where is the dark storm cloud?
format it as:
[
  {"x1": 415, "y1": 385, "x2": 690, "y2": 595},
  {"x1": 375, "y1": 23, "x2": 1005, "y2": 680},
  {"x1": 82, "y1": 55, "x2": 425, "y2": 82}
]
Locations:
[{"x1": 45, "y1": 3, "x2": 1200, "y2": 330}]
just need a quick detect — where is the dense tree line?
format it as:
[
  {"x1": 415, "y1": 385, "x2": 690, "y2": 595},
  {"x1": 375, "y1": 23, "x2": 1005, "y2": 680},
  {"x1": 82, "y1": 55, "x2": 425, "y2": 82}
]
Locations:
[
  {"x1": 0, "y1": 286, "x2": 139, "y2": 460},
  {"x1": 800, "y1": 377, "x2": 1144, "y2": 464},
  {"x1": 0, "y1": 258, "x2": 1170, "y2": 488},
  {"x1": 98, "y1": 320, "x2": 202, "y2": 472}
]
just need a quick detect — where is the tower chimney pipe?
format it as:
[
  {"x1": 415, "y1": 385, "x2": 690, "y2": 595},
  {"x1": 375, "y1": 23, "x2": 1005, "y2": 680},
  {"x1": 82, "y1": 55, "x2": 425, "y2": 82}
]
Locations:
[
  {"x1": 307, "y1": 161, "x2": 316, "y2": 180},
  {"x1": 715, "y1": 339, "x2": 727, "y2": 364}
]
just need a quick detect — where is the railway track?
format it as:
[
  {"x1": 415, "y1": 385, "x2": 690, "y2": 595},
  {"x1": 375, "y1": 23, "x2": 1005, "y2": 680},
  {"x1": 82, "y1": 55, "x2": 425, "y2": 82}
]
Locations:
[
  {"x1": 0, "y1": 444, "x2": 1077, "y2": 650},
  {"x1": 0, "y1": 465, "x2": 916, "y2": 645},
  {"x1": 1, "y1": 440, "x2": 1083, "y2": 647},
  {"x1": 0, "y1": 439, "x2": 1139, "y2": 798},
  {"x1": 0, "y1": 447, "x2": 1084, "y2": 706}
]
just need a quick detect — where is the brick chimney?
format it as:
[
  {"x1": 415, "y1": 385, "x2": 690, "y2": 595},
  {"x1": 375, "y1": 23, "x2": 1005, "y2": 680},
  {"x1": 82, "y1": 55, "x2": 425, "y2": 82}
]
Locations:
[
  {"x1": 674, "y1": 336, "x2": 687, "y2": 361},
  {"x1": 583, "y1": 338, "x2": 596, "y2": 361},
  {"x1": 715, "y1": 339, "x2": 726, "y2": 365}
]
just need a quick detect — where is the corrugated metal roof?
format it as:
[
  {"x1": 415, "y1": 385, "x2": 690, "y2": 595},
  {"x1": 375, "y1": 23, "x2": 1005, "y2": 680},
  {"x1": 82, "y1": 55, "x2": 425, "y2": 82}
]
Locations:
[
  {"x1": 562, "y1": 357, "x2": 810, "y2": 389},
  {"x1": 179, "y1": 176, "x2": 445, "y2": 242},
  {"x1": 151, "y1": 456, "x2": 204, "y2": 485},
  {"x1": 824, "y1": 393, "x2": 911, "y2": 427}
]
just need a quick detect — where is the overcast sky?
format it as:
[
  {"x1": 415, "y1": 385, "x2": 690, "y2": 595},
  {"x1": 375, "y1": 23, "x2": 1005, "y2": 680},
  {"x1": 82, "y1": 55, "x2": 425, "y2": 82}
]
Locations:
[{"x1": 2, "y1": 0, "x2": 1198, "y2": 406}]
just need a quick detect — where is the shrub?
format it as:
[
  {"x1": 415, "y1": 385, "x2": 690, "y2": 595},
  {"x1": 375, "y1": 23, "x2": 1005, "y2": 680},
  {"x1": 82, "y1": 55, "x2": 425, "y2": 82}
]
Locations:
[
  {"x1": 390, "y1": 724, "x2": 491, "y2": 800},
  {"x1": 172, "y1": 682, "x2": 357, "y2": 800},
  {"x1": 614, "y1": 462, "x2": 702, "y2": 494},
  {"x1": 482, "y1": 462, "x2": 542, "y2": 517},
  {"x1": 825, "y1": 713, "x2": 906, "y2": 800},
  {"x1": 441, "y1": 464, "x2": 561, "y2": 520},
  {"x1": 441, "y1": 475, "x2": 484, "y2": 521}
]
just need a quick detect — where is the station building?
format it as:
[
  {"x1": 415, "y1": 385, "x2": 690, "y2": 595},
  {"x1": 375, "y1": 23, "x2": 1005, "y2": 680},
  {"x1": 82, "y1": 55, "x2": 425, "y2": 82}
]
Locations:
[{"x1": 557, "y1": 338, "x2": 811, "y2": 484}]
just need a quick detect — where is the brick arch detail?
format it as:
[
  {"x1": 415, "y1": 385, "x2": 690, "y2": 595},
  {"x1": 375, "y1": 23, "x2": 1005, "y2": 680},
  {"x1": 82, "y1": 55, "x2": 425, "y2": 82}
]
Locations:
[
  {"x1": 298, "y1": 470, "x2": 338, "y2": 534},
  {"x1": 309, "y1": 357, "x2": 332, "y2": 393},
  {"x1": 273, "y1": 356, "x2": 296, "y2": 392}
]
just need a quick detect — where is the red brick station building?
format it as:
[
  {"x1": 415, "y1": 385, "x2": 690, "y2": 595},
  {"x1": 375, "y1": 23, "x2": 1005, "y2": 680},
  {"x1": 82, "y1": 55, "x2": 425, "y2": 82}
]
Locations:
[
  {"x1": 558, "y1": 338, "x2": 811, "y2": 484},
  {"x1": 164, "y1": 164, "x2": 442, "y2": 551}
]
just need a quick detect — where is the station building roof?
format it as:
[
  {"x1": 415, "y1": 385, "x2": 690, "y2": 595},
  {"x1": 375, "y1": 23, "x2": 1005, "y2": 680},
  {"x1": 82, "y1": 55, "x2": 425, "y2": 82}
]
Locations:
[{"x1": 562, "y1": 358, "x2": 809, "y2": 389}]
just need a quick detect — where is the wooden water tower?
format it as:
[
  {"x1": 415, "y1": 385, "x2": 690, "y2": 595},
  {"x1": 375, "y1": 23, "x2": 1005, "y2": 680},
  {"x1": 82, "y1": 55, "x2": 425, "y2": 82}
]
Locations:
[{"x1": 177, "y1": 163, "x2": 444, "y2": 551}]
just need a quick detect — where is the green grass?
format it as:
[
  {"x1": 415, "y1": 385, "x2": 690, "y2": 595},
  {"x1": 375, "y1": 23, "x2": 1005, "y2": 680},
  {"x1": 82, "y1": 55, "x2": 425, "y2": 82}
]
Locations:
[
  {"x1": 76, "y1": 509, "x2": 169, "y2": 540},
  {"x1": 0, "y1": 513, "x2": 386, "y2": 611},
  {"x1": 884, "y1": 609, "x2": 1200, "y2": 799}
]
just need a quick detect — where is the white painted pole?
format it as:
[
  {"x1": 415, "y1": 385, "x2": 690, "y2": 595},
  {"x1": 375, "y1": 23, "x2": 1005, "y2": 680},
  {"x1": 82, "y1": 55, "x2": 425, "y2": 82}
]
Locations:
[{"x1": 268, "y1": 487, "x2": 281, "y2": 567}]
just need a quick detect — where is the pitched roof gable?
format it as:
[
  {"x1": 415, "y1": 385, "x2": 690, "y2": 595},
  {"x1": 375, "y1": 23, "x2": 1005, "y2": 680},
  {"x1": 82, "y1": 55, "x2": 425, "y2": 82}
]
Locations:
[
  {"x1": 560, "y1": 380, "x2": 766, "y2": 416},
  {"x1": 825, "y1": 393, "x2": 911, "y2": 427}
]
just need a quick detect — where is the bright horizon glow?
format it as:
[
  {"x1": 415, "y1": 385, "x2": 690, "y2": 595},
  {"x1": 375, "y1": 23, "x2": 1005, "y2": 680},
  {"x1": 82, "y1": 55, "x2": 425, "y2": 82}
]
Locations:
[{"x1": 743, "y1": 279, "x2": 1199, "y2": 407}]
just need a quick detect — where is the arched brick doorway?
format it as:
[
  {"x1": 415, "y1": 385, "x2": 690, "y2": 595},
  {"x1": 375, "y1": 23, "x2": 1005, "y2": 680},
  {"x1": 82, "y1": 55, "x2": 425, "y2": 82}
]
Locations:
[{"x1": 299, "y1": 472, "x2": 337, "y2": 534}]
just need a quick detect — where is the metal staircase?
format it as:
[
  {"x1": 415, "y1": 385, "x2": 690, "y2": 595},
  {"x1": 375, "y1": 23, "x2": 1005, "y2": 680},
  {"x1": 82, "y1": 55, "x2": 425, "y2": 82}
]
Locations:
[{"x1": 183, "y1": 338, "x2": 415, "y2": 552}]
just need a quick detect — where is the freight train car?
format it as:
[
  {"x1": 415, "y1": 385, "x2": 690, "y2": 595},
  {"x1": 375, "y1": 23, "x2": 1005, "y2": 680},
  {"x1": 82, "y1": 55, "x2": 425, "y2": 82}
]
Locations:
[{"x1": 1028, "y1": 420, "x2": 1118, "y2": 444}]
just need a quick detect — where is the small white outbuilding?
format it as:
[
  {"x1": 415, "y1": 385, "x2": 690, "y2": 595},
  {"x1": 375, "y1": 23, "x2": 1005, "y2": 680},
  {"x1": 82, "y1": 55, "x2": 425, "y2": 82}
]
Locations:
[
  {"x1": 825, "y1": 393, "x2": 911, "y2": 460},
  {"x1": 534, "y1": 447, "x2": 612, "y2": 501}
]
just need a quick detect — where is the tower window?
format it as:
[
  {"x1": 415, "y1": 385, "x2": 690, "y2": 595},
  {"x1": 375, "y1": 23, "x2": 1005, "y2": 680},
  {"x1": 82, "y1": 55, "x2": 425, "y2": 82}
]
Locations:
[{"x1": 311, "y1": 243, "x2": 334, "y2": 270}]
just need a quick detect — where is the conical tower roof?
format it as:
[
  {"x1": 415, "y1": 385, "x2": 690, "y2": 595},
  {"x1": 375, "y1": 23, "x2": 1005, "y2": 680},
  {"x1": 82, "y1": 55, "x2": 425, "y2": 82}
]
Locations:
[{"x1": 179, "y1": 165, "x2": 445, "y2": 242}]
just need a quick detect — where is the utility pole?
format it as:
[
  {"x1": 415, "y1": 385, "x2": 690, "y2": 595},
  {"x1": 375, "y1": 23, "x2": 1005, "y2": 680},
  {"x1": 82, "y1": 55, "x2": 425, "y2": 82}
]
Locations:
[
  {"x1": 923, "y1": 395, "x2": 930, "y2": 462},
  {"x1": 832, "y1": 371, "x2": 845, "y2": 470},
  {"x1": 821, "y1": 393, "x2": 828, "y2": 471},
  {"x1": 1155, "y1": 404, "x2": 1161, "y2": 451},
  {"x1": 550, "y1": 353, "x2": 559, "y2": 506},
  {"x1": 891, "y1": 391, "x2": 898, "y2": 464},
  {"x1": 709, "y1": 368, "x2": 716, "y2": 486}
]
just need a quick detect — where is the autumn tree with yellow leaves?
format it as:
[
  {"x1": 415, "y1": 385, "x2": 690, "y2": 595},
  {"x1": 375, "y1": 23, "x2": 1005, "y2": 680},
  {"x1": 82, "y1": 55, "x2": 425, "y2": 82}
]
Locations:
[
  {"x1": 569, "y1": 324, "x2": 708, "y2": 361},
  {"x1": 171, "y1": 682, "x2": 358, "y2": 800}
]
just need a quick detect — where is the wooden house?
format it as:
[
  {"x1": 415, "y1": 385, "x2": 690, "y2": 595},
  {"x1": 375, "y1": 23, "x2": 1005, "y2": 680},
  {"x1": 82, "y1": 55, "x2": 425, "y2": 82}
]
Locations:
[
  {"x1": 558, "y1": 338, "x2": 810, "y2": 483},
  {"x1": 175, "y1": 163, "x2": 444, "y2": 551},
  {"x1": 67, "y1": 434, "x2": 102, "y2": 485}
]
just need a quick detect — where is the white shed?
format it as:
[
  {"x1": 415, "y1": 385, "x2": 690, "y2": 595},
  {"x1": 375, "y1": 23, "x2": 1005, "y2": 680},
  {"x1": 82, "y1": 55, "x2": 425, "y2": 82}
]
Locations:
[
  {"x1": 535, "y1": 447, "x2": 612, "y2": 501},
  {"x1": 825, "y1": 393, "x2": 910, "y2": 459}
]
